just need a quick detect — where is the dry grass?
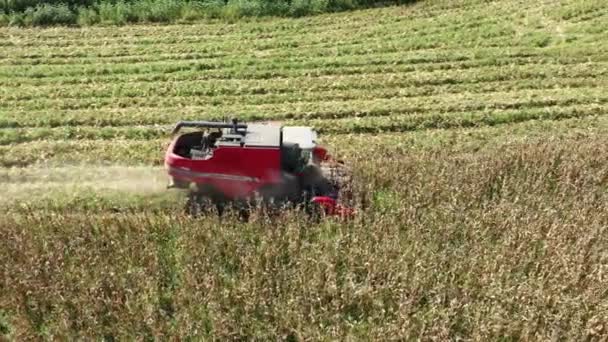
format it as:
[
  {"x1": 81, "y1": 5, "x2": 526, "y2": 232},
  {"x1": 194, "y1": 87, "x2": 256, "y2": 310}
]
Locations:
[{"x1": 2, "y1": 138, "x2": 608, "y2": 340}]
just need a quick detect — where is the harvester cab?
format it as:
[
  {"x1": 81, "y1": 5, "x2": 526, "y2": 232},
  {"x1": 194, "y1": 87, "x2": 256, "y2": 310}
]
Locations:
[{"x1": 164, "y1": 119, "x2": 353, "y2": 219}]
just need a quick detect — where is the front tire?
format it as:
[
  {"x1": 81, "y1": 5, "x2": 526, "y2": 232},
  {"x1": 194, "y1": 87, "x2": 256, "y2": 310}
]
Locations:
[
  {"x1": 305, "y1": 200, "x2": 325, "y2": 223},
  {"x1": 185, "y1": 192, "x2": 216, "y2": 217}
]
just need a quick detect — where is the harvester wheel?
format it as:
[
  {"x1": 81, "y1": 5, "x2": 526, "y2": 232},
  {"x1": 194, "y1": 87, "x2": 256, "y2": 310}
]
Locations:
[
  {"x1": 234, "y1": 200, "x2": 251, "y2": 222},
  {"x1": 305, "y1": 200, "x2": 324, "y2": 223},
  {"x1": 185, "y1": 192, "x2": 217, "y2": 217},
  {"x1": 184, "y1": 193, "x2": 198, "y2": 216}
]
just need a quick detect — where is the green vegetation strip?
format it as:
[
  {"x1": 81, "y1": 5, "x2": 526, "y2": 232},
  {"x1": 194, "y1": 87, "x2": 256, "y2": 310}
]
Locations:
[
  {"x1": 3, "y1": 112, "x2": 608, "y2": 168},
  {"x1": 0, "y1": 102, "x2": 605, "y2": 145}
]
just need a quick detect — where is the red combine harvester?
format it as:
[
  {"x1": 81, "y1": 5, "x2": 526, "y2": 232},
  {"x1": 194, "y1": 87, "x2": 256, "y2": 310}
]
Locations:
[{"x1": 164, "y1": 119, "x2": 354, "y2": 220}]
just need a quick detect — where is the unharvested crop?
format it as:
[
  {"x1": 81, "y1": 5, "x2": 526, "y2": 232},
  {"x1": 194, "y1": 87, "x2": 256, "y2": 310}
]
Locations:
[{"x1": 2, "y1": 138, "x2": 608, "y2": 339}]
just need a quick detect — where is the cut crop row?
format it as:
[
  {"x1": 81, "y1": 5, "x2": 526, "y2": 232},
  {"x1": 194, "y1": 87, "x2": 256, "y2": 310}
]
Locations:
[
  {"x1": 2, "y1": 60, "x2": 605, "y2": 108},
  {"x1": 2, "y1": 87, "x2": 605, "y2": 129},
  {"x1": 2, "y1": 18, "x2": 592, "y2": 71},
  {"x1": 2, "y1": 42, "x2": 605, "y2": 86},
  {"x1": 2, "y1": 103, "x2": 606, "y2": 147},
  {"x1": 3, "y1": 36, "x2": 578, "y2": 79},
  {"x1": 4, "y1": 48, "x2": 607, "y2": 97},
  {"x1": 304, "y1": 104, "x2": 608, "y2": 135},
  {"x1": 3, "y1": 69, "x2": 606, "y2": 108},
  {"x1": 0, "y1": 2, "x2": 521, "y2": 52},
  {"x1": 4, "y1": 111, "x2": 608, "y2": 169}
]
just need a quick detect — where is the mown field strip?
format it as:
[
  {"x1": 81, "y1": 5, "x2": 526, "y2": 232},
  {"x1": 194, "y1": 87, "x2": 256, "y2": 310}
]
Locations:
[
  {"x1": 0, "y1": 165, "x2": 163, "y2": 183},
  {"x1": 2, "y1": 60, "x2": 606, "y2": 109},
  {"x1": 0, "y1": 35, "x2": 526, "y2": 67},
  {"x1": 0, "y1": 34, "x2": 547, "y2": 69},
  {"x1": 0, "y1": 1, "x2": 605, "y2": 162},
  {"x1": 556, "y1": 0, "x2": 607, "y2": 20},
  {"x1": 0, "y1": 139, "x2": 168, "y2": 167},
  {"x1": 0, "y1": 125, "x2": 169, "y2": 145},
  {"x1": 3, "y1": 13, "x2": 593, "y2": 67},
  {"x1": 1, "y1": 46, "x2": 605, "y2": 88},
  {"x1": 2, "y1": 87, "x2": 606, "y2": 129},
  {"x1": 567, "y1": 9, "x2": 608, "y2": 26},
  {"x1": 0, "y1": 33, "x2": 562, "y2": 78},
  {"x1": 3, "y1": 68, "x2": 606, "y2": 106},
  {"x1": 3, "y1": 24, "x2": 604, "y2": 65},
  {"x1": 3, "y1": 48, "x2": 608, "y2": 94},
  {"x1": 0, "y1": 1, "x2": 520, "y2": 48},
  {"x1": 322, "y1": 113, "x2": 608, "y2": 152},
  {"x1": 1, "y1": 103, "x2": 605, "y2": 148},
  {"x1": 0, "y1": 9, "x2": 504, "y2": 48},
  {"x1": 305, "y1": 104, "x2": 608, "y2": 134},
  {"x1": 0, "y1": 2, "x2": 601, "y2": 52},
  {"x1": 2, "y1": 85, "x2": 605, "y2": 122},
  {"x1": 0, "y1": 15, "x2": 512, "y2": 56},
  {"x1": 5, "y1": 17, "x2": 600, "y2": 60},
  {"x1": 0, "y1": 166, "x2": 172, "y2": 210},
  {"x1": 3, "y1": 111, "x2": 608, "y2": 169}
]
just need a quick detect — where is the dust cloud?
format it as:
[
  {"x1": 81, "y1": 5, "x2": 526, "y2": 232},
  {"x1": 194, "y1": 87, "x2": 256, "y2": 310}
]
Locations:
[{"x1": 0, "y1": 165, "x2": 168, "y2": 204}]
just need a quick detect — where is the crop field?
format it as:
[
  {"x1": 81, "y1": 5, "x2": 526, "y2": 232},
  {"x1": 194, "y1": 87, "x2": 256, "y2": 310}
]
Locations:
[{"x1": 1, "y1": 0, "x2": 608, "y2": 339}]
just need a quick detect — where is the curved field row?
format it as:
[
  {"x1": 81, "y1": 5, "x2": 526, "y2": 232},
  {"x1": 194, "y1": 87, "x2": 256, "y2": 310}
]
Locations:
[
  {"x1": 0, "y1": 19, "x2": 513, "y2": 58},
  {"x1": 3, "y1": 78, "x2": 604, "y2": 118},
  {"x1": 0, "y1": 43, "x2": 551, "y2": 73},
  {"x1": 0, "y1": 1, "x2": 529, "y2": 47},
  {"x1": 1, "y1": 61, "x2": 606, "y2": 115},
  {"x1": 3, "y1": 54, "x2": 608, "y2": 100},
  {"x1": 2, "y1": 11, "x2": 603, "y2": 65},
  {"x1": 1, "y1": 33, "x2": 576, "y2": 78},
  {"x1": 1, "y1": 42, "x2": 605, "y2": 87},
  {"x1": 4, "y1": 25, "x2": 603, "y2": 65},
  {"x1": 3, "y1": 111, "x2": 608, "y2": 168},
  {"x1": 2, "y1": 86, "x2": 606, "y2": 130},
  {"x1": 0, "y1": 0, "x2": 606, "y2": 165},
  {"x1": 1, "y1": 103, "x2": 606, "y2": 147}
]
